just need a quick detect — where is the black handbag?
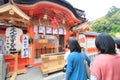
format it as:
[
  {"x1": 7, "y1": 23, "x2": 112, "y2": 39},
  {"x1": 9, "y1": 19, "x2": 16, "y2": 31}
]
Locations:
[{"x1": 62, "y1": 64, "x2": 67, "y2": 72}]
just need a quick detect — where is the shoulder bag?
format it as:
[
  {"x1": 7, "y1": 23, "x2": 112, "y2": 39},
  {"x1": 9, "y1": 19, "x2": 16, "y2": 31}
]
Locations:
[{"x1": 84, "y1": 53, "x2": 90, "y2": 79}]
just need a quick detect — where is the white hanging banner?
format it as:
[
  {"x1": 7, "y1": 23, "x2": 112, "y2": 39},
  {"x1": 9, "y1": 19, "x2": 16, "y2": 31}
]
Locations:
[
  {"x1": 53, "y1": 28, "x2": 58, "y2": 34},
  {"x1": 39, "y1": 26, "x2": 45, "y2": 34},
  {"x1": 59, "y1": 28, "x2": 63, "y2": 35},
  {"x1": 21, "y1": 34, "x2": 29, "y2": 58},
  {"x1": 46, "y1": 27, "x2": 52, "y2": 34},
  {"x1": 63, "y1": 28, "x2": 66, "y2": 35},
  {"x1": 34, "y1": 25, "x2": 38, "y2": 34}
]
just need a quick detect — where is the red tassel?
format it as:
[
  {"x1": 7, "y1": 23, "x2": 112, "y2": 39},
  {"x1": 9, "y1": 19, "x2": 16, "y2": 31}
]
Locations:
[
  {"x1": 52, "y1": 18, "x2": 58, "y2": 30},
  {"x1": 20, "y1": 34, "x2": 23, "y2": 43}
]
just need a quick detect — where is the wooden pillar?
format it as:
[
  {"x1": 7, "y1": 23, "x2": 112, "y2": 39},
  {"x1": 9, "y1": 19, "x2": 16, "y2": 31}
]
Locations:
[
  {"x1": 28, "y1": 25, "x2": 35, "y2": 66},
  {"x1": 64, "y1": 28, "x2": 71, "y2": 51}
]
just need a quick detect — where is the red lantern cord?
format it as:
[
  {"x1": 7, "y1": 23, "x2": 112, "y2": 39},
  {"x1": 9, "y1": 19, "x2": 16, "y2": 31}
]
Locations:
[
  {"x1": 20, "y1": 34, "x2": 23, "y2": 43},
  {"x1": 52, "y1": 17, "x2": 58, "y2": 30}
]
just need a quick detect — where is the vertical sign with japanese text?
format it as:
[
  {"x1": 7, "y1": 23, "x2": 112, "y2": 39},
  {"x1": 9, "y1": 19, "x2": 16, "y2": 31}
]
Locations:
[{"x1": 21, "y1": 35, "x2": 29, "y2": 58}]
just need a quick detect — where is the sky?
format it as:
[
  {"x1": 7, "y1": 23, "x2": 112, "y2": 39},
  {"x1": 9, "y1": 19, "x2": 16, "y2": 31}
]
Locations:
[{"x1": 68, "y1": 0, "x2": 120, "y2": 21}]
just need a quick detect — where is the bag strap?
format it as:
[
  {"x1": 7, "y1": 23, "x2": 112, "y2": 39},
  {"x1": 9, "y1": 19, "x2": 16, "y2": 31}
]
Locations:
[
  {"x1": 84, "y1": 53, "x2": 86, "y2": 60},
  {"x1": 83, "y1": 53, "x2": 87, "y2": 64},
  {"x1": 83, "y1": 53, "x2": 90, "y2": 79}
]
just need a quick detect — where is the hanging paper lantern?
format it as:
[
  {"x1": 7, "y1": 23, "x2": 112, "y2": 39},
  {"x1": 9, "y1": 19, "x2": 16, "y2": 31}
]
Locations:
[
  {"x1": 5, "y1": 27, "x2": 23, "y2": 53},
  {"x1": 52, "y1": 17, "x2": 58, "y2": 30}
]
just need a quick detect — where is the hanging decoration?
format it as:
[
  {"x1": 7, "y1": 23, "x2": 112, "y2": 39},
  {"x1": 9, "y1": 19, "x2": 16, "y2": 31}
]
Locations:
[
  {"x1": 63, "y1": 28, "x2": 66, "y2": 35},
  {"x1": 5, "y1": 27, "x2": 23, "y2": 53},
  {"x1": 52, "y1": 17, "x2": 58, "y2": 30},
  {"x1": 38, "y1": 18, "x2": 42, "y2": 26},
  {"x1": 43, "y1": 14, "x2": 48, "y2": 20},
  {"x1": 58, "y1": 28, "x2": 64, "y2": 35},
  {"x1": 46, "y1": 27, "x2": 52, "y2": 34},
  {"x1": 21, "y1": 34, "x2": 29, "y2": 58},
  {"x1": 62, "y1": 19, "x2": 66, "y2": 24},
  {"x1": 34, "y1": 25, "x2": 38, "y2": 34},
  {"x1": 53, "y1": 28, "x2": 58, "y2": 34},
  {"x1": 39, "y1": 26, "x2": 45, "y2": 34}
]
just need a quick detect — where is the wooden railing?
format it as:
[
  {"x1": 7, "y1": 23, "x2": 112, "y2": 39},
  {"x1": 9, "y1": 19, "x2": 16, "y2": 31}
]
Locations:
[
  {"x1": 39, "y1": 52, "x2": 98, "y2": 74},
  {"x1": 88, "y1": 53, "x2": 98, "y2": 65}
]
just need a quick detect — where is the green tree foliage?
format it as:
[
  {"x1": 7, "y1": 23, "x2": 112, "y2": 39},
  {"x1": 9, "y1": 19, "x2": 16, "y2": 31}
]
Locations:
[
  {"x1": 90, "y1": 6, "x2": 120, "y2": 36},
  {"x1": 106, "y1": 6, "x2": 119, "y2": 18}
]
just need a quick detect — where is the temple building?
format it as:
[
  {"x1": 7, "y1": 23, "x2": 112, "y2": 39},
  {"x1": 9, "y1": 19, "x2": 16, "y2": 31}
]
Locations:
[{"x1": 0, "y1": 0, "x2": 90, "y2": 76}]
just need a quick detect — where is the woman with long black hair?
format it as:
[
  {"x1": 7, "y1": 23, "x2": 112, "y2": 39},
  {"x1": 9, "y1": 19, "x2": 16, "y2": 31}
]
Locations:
[{"x1": 66, "y1": 38, "x2": 91, "y2": 80}]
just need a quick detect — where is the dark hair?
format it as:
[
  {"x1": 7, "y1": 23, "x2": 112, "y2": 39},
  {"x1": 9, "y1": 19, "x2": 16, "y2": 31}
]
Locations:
[
  {"x1": 95, "y1": 33, "x2": 116, "y2": 54},
  {"x1": 65, "y1": 44, "x2": 69, "y2": 49},
  {"x1": 68, "y1": 38, "x2": 81, "y2": 52},
  {"x1": 70, "y1": 32, "x2": 76, "y2": 37},
  {"x1": 65, "y1": 40, "x2": 69, "y2": 48},
  {"x1": 115, "y1": 39, "x2": 120, "y2": 49}
]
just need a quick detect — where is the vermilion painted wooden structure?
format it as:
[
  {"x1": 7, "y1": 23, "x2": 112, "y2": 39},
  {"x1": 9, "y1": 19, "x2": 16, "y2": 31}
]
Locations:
[{"x1": 0, "y1": 0, "x2": 87, "y2": 72}]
